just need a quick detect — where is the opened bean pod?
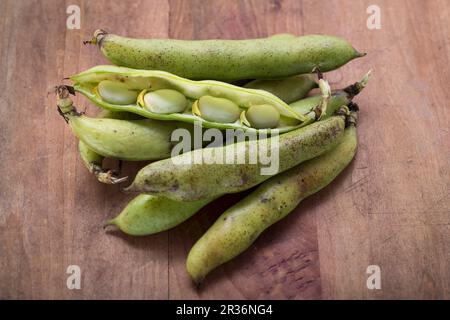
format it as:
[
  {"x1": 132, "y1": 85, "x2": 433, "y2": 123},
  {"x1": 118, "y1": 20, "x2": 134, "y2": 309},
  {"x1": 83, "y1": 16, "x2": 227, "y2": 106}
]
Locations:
[{"x1": 71, "y1": 65, "x2": 313, "y2": 133}]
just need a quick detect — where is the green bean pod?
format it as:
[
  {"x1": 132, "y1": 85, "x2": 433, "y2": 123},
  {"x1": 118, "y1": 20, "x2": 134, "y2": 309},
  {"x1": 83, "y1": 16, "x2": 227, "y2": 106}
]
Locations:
[
  {"x1": 77, "y1": 110, "x2": 145, "y2": 184},
  {"x1": 56, "y1": 85, "x2": 179, "y2": 161},
  {"x1": 243, "y1": 74, "x2": 317, "y2": 104},
  {"x1": 86, "y1": 30, "x2": 365, "y2": 81},
  {"x1": 187, "y1": 117, "x2": 358, "y2": 284},
  {"x1": 70, "y1": 65, "x2": 312, "y2": 133},
  {"x1": 124, "y1": 114, "x2": 346, "y2": 201},
  {"x1": 105, "y1": 195, "x2": 215, "y2": 236}
]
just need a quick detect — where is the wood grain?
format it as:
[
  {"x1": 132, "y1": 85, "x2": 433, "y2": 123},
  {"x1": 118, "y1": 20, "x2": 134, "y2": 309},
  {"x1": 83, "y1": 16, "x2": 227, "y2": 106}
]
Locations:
[{"x1": 0, "y1": 0, "x2": 448, "y2": 299}]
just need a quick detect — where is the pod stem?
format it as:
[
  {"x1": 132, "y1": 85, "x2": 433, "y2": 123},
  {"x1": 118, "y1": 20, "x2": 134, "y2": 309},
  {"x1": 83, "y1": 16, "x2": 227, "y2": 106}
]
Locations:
[
  {"x1": 103, "y1": 218, "x2": 117, "y2": 230},
  {"x1": 335, "y1": 105, "x2": 358, "y2": 128},
  {"x1": 346, "y1": 111, "x2": 358, "y2": 127},
  {"x1": 348, "y1": 102, "x2": 360, "y2": 112},
  {"x1": 83, "y1": 150, "x2": 129, "y2": 185},
  {"x1": 344, "y1": 70, "x2": 372, "y2": 98},
  {"x1": 356, "y1": 51, "x2": 367, "y2": 58},
  {"x1": 55, "y1": 85, "x2": 80, "y2": 122},
  {"x1": 95, "y1": 168, "x2": 128, "y2": 185},
  {"x1": 191, "y1": 276, "x2": 204, "y2": 289},
  {"x1": 83, "y1": 29, "x2": 108, "y2": 46},
  {"x1": 316, "y1": 79, "x2": 331, "y2": 120},
  {"x1": 312, "y1": 67, "x2": 324, "y2": 80}
]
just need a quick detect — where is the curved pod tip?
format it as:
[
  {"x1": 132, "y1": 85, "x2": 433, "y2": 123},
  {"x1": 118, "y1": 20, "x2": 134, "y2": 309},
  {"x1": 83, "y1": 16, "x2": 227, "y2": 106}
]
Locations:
[
  {"x1": 103, "y1": 219, "x2": 115, "y2": 229},
  {"x1": 187, "y1": 270, "x2": 205, "y2": 289},
  {"x1": 122, "y1": 184, "x2": 136, "y2": 194},
  {"x1": 356, "y1": 51, "x2": 367, "y2": 58}
]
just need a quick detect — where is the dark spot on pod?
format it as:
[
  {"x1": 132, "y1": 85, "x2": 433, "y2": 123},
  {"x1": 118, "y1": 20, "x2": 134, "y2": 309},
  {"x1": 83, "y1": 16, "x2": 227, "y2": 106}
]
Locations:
[
  {"x1": 240, "y1": 172, "x2": 249, "y2": 186},
  {"x1": 113, "y1": 129, "x2": 117, "y2": 133},
  {"x1": 260, "y1": 197, "x2": 269, "y2": 203},
  {"x1": 171, "y1": 183, "x2": 179, "y2": 191}
]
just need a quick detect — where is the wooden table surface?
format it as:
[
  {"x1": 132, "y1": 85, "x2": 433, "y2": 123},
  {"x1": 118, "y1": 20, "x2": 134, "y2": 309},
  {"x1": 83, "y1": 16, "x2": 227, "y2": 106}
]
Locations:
[{"x1": 0, "y1": 0, "x2": 449, "y2": 299}]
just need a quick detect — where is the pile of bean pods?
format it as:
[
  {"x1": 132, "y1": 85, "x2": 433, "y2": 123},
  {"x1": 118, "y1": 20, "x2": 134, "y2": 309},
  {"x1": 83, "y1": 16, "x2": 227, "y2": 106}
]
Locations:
[{"x1": 56, "y1": 30, "x2": 370, "y2": 285}]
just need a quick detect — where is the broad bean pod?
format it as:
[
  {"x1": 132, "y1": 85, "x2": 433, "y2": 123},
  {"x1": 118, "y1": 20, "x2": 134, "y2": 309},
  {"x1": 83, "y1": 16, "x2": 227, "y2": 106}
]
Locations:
[
  {"x1": 124, "y1": 113, "x2": 346, "y2": 201},
  {"x1": 71, "y1": 65, "x2": 312, "y2": 133},
  {"x1": 77, "y1": 110, "x2": 144, "y2": 184},
  {"x1": 105, "y1": 195, "x2": 215, "y2": 236},
  {"x1": 86, "y1": 30, "x2": 365, "y2": 81}
]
